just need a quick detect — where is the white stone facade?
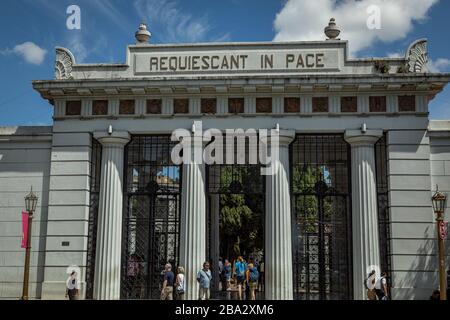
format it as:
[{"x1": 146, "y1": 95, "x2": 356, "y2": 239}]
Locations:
[{"x1": 1, "y1": 37, "x2": 450, "y2": 300}]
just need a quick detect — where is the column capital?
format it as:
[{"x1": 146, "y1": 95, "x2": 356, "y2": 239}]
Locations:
[
  {"x1": 261, "y1": 129, "x2": 296, "y2": 146},
  {"x1": 94, "y1": 131, "x2": 130, "y2": 147},
  {"x1": 344, "y1": 129, "x2": 383, "y2": 146}
]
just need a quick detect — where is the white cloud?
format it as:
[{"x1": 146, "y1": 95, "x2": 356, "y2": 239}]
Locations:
[
  {"x1": 7, "y1": 42, "x2": 47, "y2": 65},
  {"x1": 428, "y1": 58, "x2": 450, "y2": 73},
  {"x1": 133, "y1": 0, "x2": 211, "y2": 43},
  {"x1": 274, "y1": 0, "x2": 439, "y2": 54},
  {"x1": 66, "y1": 34, "x2": 87, "y2": 63}
]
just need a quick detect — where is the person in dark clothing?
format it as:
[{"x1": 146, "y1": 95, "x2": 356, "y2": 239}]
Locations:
[
  {"x1": 429, "y1": 290, "x2": 440, "y2": 300},
  {"x1": 160, "y1": 263, "x2": 175, "y2": 300}
]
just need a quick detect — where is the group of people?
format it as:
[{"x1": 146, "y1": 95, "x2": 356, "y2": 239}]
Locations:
[
  {"x1": 160, "y1": 263, "x2": 187, "y2": 300},
  {"x1": 159, "y1": 256, "x2": 264, "y2": 300},
  {"x1": 160, "y1": 261, "x2": 212, "y2": 300},
  {"x1": 218, "y1": 256, "x2": 263, "y2": 300},
  {"x1": 365, "y1": 270, "x2": 389, "y2": 300}
]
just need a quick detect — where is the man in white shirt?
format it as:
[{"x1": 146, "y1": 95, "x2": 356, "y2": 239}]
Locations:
[{"x1": 65, "y1": 271, "x2": 80, "y2": 300}]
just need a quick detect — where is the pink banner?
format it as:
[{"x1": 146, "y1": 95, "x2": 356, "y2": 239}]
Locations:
[{"x1": 21, "y1": 212, "x2": 28, "y2": 249}]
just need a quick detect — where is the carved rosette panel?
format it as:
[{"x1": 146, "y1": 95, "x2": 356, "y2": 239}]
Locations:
[
  {"x1": 369, "y1": 96, "x2": 387, "y2": 113},
  {"x1": 228, "y1": 98, "x2": 244, "y2": 114},
  {"x1": 201, "y1": 98, "x2": 217, "y2": 114},
  {"x1": 174, "y1": 99, "x2": 189, "y2": 114},
  {"x1": 312, "y1": 97, "x2": 329, "y2": 113},
  {"x1": 407, "y1": 40, "x2": 428, "y2": 73},
  {"x1": 284, "y1": 97, "x2": 300, "y2": 113},
  {"x1": 341, "y1": 97, "x2": 357, "y2": 113},
  {"x1": 256, "y1": 98, "x2": 272, "y2": 113},
  {"x1": 55, "y1": 48, "x2": 75, "y2": 80},
  {"x1": 146, "y1": 99, "x2": 162, "y2": 114}
]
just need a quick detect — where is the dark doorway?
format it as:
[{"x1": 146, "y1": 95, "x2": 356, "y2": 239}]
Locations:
[{"x1": 206, "y1": 144, "x2": 265, "y2": 300}]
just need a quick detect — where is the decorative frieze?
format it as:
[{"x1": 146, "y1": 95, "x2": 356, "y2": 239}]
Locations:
[{"x1": 53, "y1": 93, "x2": 427, "y2": 119}]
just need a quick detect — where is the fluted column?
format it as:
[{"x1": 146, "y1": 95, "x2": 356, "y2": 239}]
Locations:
[
  {"x1": 93, "y1": 131, "x2": 130, "y2": 300},
  {"x1": 265, "y1": 130, "x2": 295, "y2": 300},
  {"x1": 179, "y1": 136, "x2": 206, "y2": 300},
  {"x1": 345, "y1": 129, "x2": 383, "y2": 300}
]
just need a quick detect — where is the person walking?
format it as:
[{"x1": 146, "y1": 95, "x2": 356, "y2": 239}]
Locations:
[
  {"x1": 246, "y1": 263, "x2": 259, "y2": 300},
  {"x1": 197, "y1": 261, "x2": 212, "y2": 300},
  {"x1": 175, "y1": 266, "x2": 185, "y2": 300},
  {"x1": 65, "y1": 271, "x2": 80, "y2": 300},
  {"x1": 234, "y1": 256, "x2": 246, "y2": 300},
  {"x1": 218, "y1": 258, "x2": 225, "y2": 291},
  {"x1": 160, "y1": 263, "x2": 175, "y2": 300},
  {"x1": 430, "y1": 290, "x2": 440, "y2": 300},
  {"x1": 375, "y1": 271, "x2": 389, "y2": 300},
  {"x1": 258, "y1": 260, "x2": 265, "y2": 291},
  {"x1": 223, "y1": 259, "x2": 232, "y2": 291}
]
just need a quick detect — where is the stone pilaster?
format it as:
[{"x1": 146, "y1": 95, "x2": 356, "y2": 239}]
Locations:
[
  {"x1": 345, "y1": 129, "x2": 383, "y2": 300},
  {"x1": 92, "y1": 131, "x2": 130, "y2": 300},
  {"x1": 179, "y1": 136, "x2": 206, "y2": 300},
  {"x1": 264, "y1": 130, "x2": 295, "y2": 300}
]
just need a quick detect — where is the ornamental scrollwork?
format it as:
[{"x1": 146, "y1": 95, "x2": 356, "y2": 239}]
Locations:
[
  {"x1": 55, "y1": 47, "x2": 75, "y2": 80},
  {"x1": 406, "y1": 39, "x2": 428, "y2": 73}
]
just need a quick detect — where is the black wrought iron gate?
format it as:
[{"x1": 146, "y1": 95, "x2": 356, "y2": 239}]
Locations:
[
  {"x1": 291, "y1": 135, "x2": 353, "y2": 300},
  {"x1": 121, "y1": 136, "x2": 181, "y2": 299}
]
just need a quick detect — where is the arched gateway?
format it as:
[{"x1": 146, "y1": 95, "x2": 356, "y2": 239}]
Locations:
[{"x1": 28, "y1": 21, "x2": 450, "y2": 300}]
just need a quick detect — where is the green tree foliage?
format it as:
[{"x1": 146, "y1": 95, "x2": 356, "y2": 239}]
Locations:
[
  {"x1": 219, "y1": 166, "x2": 263, "y2": 259},
  {"x1": 292, "y1": 165, "x2": 334, "y2": 234}
]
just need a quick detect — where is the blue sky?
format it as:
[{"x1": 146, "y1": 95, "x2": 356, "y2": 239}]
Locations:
[{"x1": 0, "y1": 0, "x2": 449, "y2": 126}]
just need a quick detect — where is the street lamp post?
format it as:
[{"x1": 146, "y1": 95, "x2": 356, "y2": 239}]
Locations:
[
  {"x1": 21, "y1": 187, "x2": 38, "y2": 300},
  {"x1": 431, "y1": 186, "x2": 447, "y2": 301}
]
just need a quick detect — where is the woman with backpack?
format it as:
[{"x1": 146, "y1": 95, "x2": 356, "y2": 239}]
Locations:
[{"x1": 246, "y1": 263, "x2": 259, "y2": 300}]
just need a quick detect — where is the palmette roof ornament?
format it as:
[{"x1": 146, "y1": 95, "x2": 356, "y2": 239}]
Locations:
[
  {"x1": 55, "y1": 47, "x2": 75, "y2": 80},
  {"x1": 406, "y1": 39, "x2": 428, "y2": 73}
]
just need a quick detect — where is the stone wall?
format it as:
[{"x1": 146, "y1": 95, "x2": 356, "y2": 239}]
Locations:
[
  {"x1": 41, "y1": 131, "x2": 92, "y2": 299},
  {"x1": 0, "y1": 127, "x2": 52, "y2": 299},
  {"x1": 387, "y1": 121, "x2": 450, "y2": 300}
]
